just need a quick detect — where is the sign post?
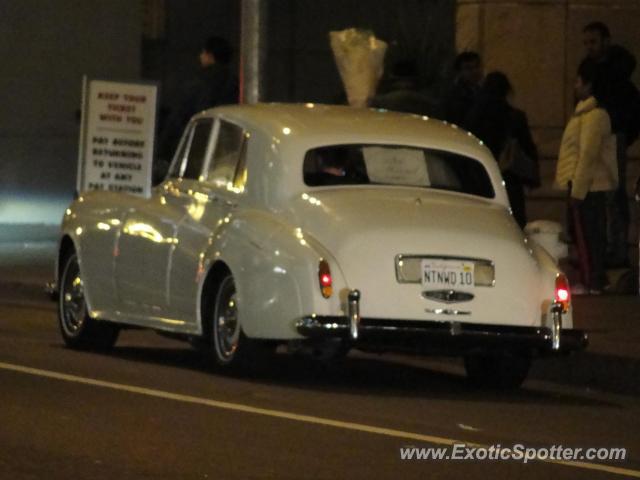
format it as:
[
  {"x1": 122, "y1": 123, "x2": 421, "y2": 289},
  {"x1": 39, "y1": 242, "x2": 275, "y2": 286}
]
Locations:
[{"x1": 77, "y1": 78, "x2": 158, "y2": 197}]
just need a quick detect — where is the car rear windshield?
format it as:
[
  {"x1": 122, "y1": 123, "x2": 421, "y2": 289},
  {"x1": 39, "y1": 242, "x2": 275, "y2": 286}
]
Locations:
[{"x1": 303, "y1": 145, "x2": 495, "y2": 199}]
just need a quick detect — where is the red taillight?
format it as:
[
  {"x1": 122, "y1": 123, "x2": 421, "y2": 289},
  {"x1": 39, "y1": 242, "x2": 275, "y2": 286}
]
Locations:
[
  {"x1": 318, "y1": 260, "x2": 333, "y2": 298},
  {"x1": 555, "y1": 273, "x2": 571, "y2": 312}
]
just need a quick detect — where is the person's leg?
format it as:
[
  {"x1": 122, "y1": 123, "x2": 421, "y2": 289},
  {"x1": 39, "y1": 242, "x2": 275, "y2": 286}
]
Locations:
[
  {"x1": 581, "y1": 192, "x2": 608, "y2": 291},
  {"x1": 571, "y1": 201, "x2": 591, "y2": 289},
  {"x1": 606, "y1": 134, "x2": 629, "y2": 267}
]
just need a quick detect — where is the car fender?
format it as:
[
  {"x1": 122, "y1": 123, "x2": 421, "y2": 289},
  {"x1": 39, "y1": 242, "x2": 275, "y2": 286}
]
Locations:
[
  {"x1": 530, "y1": 239, "x2": 574, "y2": 329},
  {"x1": 197, "y1": 210, "x2": 347, "y2": 339}
]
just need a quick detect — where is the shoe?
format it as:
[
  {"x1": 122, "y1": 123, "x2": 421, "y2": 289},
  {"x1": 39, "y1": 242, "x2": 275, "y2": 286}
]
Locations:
[{"x1": 571, "y1": 284, "x2": 588, "y2": 295}]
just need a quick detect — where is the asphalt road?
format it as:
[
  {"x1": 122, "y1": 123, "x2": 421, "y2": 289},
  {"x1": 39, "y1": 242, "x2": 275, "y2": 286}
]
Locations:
[{"x1": 0, "y1": 297, "x2": 638, "y2": 479}]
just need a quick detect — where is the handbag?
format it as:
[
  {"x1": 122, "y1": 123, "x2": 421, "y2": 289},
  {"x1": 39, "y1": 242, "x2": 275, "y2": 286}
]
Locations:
[{"x1": 498, "y1": 137, "x2": 540, "y2": 186}]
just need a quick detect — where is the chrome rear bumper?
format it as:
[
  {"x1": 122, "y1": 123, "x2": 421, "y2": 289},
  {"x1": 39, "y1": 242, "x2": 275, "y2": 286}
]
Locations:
[
  {"x1": 296, "y1": 290, "x2": 587, "y2": 356},
  {"x1": 296, "y1": 315, "x2": 587, "y2": 355}
]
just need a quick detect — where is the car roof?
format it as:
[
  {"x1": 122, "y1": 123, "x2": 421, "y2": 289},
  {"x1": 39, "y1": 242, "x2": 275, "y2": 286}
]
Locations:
[
  {"x1": 197, "y1": 103, "x2": 487, "y2": 157},
  {"x1": 189, "y1": 103, "x2": 508, "y2": 208}
]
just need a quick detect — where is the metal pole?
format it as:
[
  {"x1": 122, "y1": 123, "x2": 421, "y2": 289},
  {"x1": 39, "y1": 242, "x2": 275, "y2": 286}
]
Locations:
[
  {"x1": 76, "y1": 75, "x2": 89, "y2": 197},
  {"x1": 240, "y1": 0, "x2": 267, "y2": 104}
]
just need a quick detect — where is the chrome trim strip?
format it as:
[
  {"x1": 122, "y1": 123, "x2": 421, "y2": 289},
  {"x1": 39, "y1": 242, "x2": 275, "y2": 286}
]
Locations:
[
  {"x1": 422, "y1": 289, "x2": 474, "y2": 303},
  {"x1": 296, "y1": 316, "x2": 348, "y2": 332},
  {"x1": 425, "y1": 308, "x2": 471, "y2": 316},
  {"x1": 551, "y1": 301, "x2": 563, "y2": 351},
  {"x1": 348, "y1": 289, "x2": 361, "y2": 340}
]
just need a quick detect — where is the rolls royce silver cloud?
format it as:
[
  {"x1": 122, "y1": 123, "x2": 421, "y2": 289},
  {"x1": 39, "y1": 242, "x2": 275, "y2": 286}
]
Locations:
[{"x1": 55, "y1": 103, "x2": 587, "y2": 388}]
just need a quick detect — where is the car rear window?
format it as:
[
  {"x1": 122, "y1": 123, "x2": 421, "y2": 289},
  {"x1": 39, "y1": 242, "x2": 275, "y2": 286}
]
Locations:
[{"x1": 303, "y1": 145, "x2": 495, "y2": 199}]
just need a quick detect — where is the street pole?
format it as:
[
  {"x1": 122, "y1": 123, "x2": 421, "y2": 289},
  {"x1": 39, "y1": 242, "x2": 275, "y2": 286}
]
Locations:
[{"x1": 240, "y1": 0, "x2": 267, "y2": 104}]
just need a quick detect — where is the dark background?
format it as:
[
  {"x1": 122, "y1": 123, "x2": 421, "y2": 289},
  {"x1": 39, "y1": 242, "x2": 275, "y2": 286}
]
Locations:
[{"x1": 0, "y1": 0, "x2": 454, "y2": 243}]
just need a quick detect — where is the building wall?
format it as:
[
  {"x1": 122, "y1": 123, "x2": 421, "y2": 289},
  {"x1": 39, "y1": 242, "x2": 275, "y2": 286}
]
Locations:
[
  {"x1": 456, "y1": 0, "x2": 640, "y2": 243},
  {"x1": 149, "y1": 1, "x2": 454, "y2": 107},
  {"x1": 0, "y1": 1, "x2": 142, "y2": 240},
  {"x1": 0, "y1": 0, "x2": 454, "y2": 245},
  {"x1": 143, "y1": 0, "x2": 240, "y2": 117},
  {"x1": 265, "y1": 0, "x2": 455, "y2": 103},
  {"x1": 456, "y1": 0, "x2": 640, "y2": 161}
]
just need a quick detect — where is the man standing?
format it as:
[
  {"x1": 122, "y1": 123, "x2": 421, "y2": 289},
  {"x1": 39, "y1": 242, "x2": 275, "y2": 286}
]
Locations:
[
  {"x1": 582, "y1": 22, "x2": 640, "y2": 268},
  {"x1": 369, "y1": 60, "x2": 437, "y2": 116},
  {"x1": 157, "y1": 36, "x2": 238, "y2": 181},
  {"x1": 443, "y1": 51, "x2": 483, "y2": 126}
]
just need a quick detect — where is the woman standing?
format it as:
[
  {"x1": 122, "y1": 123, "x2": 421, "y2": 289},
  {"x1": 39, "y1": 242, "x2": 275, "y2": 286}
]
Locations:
[
  {"x1": 465, "y1": 72, "x2": 540, "y2": 229},
  {"x1": 555, "y1": 59, "x2": 618, "y2": 294}
]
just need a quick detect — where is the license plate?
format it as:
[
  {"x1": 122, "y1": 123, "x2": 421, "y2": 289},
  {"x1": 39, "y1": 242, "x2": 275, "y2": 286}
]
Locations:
[{"x1": 421, "y1": 259, "x2": 475, "y2": 290}]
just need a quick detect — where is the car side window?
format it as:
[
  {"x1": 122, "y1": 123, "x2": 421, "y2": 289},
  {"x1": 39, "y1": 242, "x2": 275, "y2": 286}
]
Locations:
[
  {"x1": 207, "y1": 120, "x2": 246, "y2": 188},
  {"x1": 182, "y1": 119, "x2": 214, "y2": 180},
  {"x1": 167, "y1": 126, "x2": 193, "y2": 179}
]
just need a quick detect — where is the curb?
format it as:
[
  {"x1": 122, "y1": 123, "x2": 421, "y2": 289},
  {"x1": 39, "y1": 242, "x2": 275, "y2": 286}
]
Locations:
[
  {"x1": 531, "y1": 351, "x2": 640, "y2": 396},
  {"x1": 0, "y1": 281, "x2": 55, "y2": 306}
]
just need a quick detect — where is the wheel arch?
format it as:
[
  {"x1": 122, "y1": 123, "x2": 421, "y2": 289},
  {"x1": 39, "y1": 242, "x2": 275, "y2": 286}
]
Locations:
[
  {"x1": 198, "y1": 260, "x2": 233, "y2": 338},
  {"x1": 57, "y1": 235, "x2": 78, "y2": 282},
  {"x1": 56, "y1": 233, "x2": 99, "y2": 317},
  {"x1": 195, "y1": 214, "x2": 348, "y2": 340}
]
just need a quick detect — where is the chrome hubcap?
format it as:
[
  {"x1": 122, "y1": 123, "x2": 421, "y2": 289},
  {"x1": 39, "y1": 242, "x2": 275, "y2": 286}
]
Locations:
[
  {"x1": 60, "y1": 258, "x2": 86, "y2": 335},
  {"x1": 214, "y1": 278, "x2": 240, "y2": 360}
]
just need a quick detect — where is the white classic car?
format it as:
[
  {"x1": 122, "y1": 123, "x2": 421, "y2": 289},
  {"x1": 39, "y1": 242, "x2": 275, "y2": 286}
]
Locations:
[{"x1": 56, "y1": 103, "x2": 586, "y2": 388}]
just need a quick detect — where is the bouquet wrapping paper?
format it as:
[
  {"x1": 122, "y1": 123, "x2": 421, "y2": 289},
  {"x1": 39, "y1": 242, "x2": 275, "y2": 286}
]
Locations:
[{"x1": 329, "y1": 28, "x2": 388, "y2": 108}]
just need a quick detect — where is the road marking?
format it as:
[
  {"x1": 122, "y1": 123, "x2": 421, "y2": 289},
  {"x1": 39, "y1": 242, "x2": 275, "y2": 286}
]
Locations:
[{"x1": 0, "y1": 360, "x2": 638, "y2": 478}]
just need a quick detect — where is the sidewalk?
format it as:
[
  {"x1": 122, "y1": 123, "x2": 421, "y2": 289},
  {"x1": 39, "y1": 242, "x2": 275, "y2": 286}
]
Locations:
[
  {"x1": 530, "y1": 295, "x2": 640, "y2": 396},
  {"x1": 0, "y1": 241, "x2": 56, "y2": 294},
  {"x1": 0, "y1": 253, "x2": 638, "y2": 395}
]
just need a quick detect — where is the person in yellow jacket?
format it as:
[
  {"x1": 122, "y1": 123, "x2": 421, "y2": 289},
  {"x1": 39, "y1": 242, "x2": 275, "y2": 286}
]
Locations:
[{"x1": 555, "y1": 59, "x2": 618, "y2": 294}]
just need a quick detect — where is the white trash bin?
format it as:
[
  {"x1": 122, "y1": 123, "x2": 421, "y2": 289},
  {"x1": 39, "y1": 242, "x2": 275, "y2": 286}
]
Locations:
[{"x1": 524, "y1": 220, "x2": 568, "y2": 263}]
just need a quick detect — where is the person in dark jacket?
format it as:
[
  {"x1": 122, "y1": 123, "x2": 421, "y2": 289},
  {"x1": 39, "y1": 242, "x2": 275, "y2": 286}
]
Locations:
[
  {"x1": 464, "y1": 72, "x2": 539, "y2": 229},
  {"x1": 156, "y1": 36, "x2": 238, "y2": 182},
  {"x1": 582, "y1": 21, "x2": 640, "y2": 267},
  {"x1": 443, "y1": 51, "x2": 483, "y2": 126},
  {"x1": 369, "y1": 60, "x2": 438, "y2": 117}
]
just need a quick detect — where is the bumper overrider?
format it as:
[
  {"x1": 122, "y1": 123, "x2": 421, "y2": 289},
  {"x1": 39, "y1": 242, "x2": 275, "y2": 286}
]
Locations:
[{"x1": 295, "y1": 290, "x2": 588, "y2": 356}]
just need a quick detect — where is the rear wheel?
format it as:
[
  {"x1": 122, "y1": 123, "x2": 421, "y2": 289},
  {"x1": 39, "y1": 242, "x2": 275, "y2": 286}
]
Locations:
[
  {"x1": 211, "y1": 275, "x2": 242, "y2": 366},
  {"x1": 464, "y1": 352, "x2": 531, "y2": 389},
  {"x1": 58, "y1": 252, "x2": 119, "y2": 350},
  {"x1": 207, "y1": 273, "x2": 273, "y2": 370}
]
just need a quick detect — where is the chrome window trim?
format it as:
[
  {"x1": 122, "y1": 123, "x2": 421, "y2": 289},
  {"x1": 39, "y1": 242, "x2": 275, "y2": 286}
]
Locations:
[
  {"x1": 204, "y1": 118, "x2": 248, "y2": 187},
  {"x1": 231, "y1": 132, "x2": 250, "y2": 190},
  {"x1": 167, "y1": 122, "x2": 195, "y2": 180},
  {"x1": 182, "y1": 117, "x2": 215, "y2": 180},
  {"x1": 199, "y1": 117, "x2": 221, "y2": 181}
]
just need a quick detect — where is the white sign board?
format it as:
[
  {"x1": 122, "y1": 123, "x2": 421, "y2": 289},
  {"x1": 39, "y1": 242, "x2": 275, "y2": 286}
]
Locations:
[
  {"x1": 78, "y1": 78, "x2": 158, "y2": 197},
  {"x1": 362, "y1": 146, "x2": 429, "y2": 186}
]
